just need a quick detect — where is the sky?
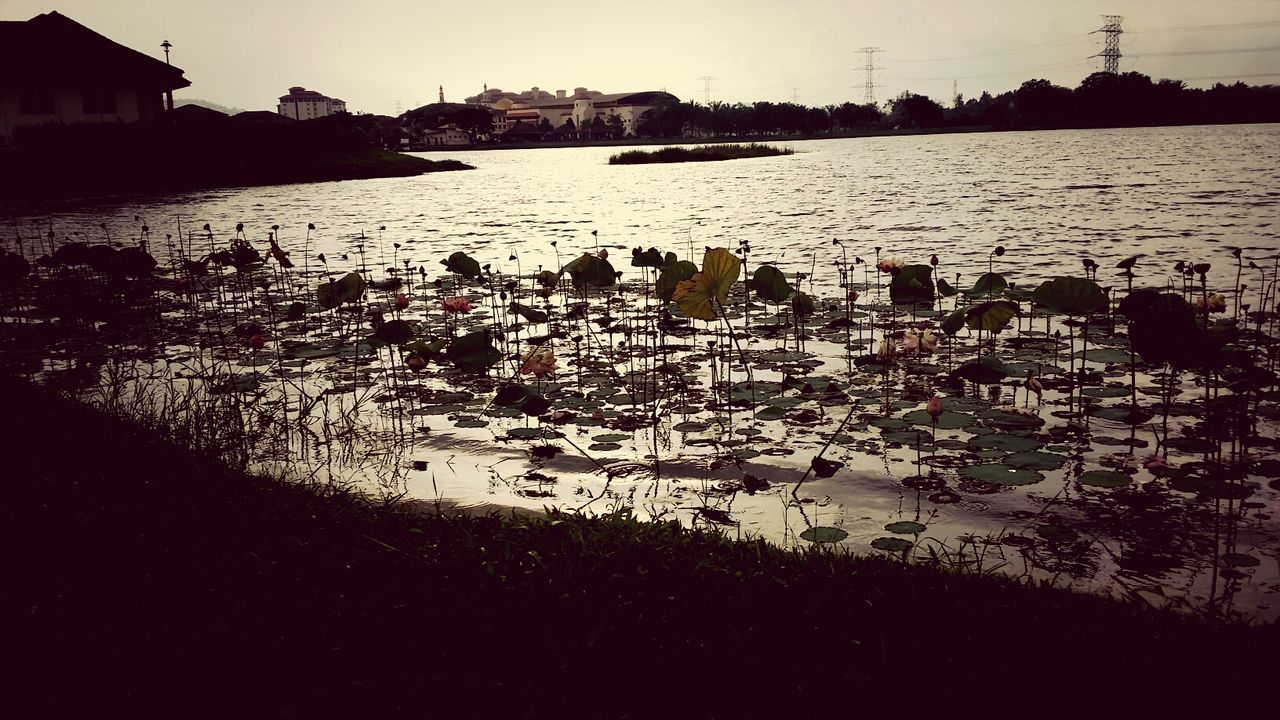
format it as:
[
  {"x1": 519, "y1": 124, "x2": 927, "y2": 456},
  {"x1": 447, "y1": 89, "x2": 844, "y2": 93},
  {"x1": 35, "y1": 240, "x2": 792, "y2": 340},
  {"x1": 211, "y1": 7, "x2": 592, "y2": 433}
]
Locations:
[{"x1": 7, "y1": 0, "x2": 1280, "y2": 115}]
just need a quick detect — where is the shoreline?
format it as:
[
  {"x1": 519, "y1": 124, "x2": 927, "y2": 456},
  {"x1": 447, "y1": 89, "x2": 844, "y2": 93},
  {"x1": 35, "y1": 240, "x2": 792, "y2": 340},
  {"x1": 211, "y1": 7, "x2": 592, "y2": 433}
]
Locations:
[{"x1": 409, "y1": 118, "x2": 1279, "y2": 153}]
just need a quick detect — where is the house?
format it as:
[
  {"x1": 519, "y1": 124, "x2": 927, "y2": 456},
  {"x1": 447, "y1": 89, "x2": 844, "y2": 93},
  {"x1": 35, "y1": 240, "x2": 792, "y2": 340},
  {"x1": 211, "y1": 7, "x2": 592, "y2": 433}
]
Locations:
[
  {"x1": 0, "y1": 11, "x2": 190, "y2": 145},
  {"x1": 421, "y1": 124, "x2": 470, "y2": 146},
  {"x1": 277, "y1": 87, "x2": 347, "y2": 120}
]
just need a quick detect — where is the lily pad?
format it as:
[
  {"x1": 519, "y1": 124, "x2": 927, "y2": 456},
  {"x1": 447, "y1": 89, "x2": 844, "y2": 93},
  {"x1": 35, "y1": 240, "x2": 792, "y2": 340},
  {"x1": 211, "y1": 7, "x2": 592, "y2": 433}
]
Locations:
[
  {"x1": 799, "y1": 526, "x2": 849, "y2": 543},
  {"x1": 870, "y1": 537, "x2": 914, "y2": 552},
  {"x1": 959, "y1": 464, "x2": 1045, "y2": 486},
  {"x1": 1078, "y1": 470, "x2": 1132, "y2": 488},
  {"x1": 885, "y1": 521, "x2": 926, "y2": 534}
]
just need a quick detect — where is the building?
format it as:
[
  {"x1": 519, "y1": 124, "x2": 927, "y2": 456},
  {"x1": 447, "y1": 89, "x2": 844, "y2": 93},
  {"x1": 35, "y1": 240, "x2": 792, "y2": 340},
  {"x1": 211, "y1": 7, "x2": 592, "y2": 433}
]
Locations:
[
  {"x1": 468, "y1": 85, "x2": 677, "y2": 138},
  {"x1": 276, "y1": 87, "x2": 347, "y2": 120},
  {"x1": 0, "y1": 11, "x2": 190, "y2": 145},
  {"x1": 421, "y1": 124, "x2": 470, "y2": 147}
]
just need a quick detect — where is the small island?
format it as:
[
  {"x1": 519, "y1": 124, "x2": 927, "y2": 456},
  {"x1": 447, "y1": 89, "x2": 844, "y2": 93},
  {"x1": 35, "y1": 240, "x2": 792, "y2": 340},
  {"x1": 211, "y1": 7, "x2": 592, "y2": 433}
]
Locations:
[{"x1": 609, "y1": 143, "x2": 793, "y2": 165}]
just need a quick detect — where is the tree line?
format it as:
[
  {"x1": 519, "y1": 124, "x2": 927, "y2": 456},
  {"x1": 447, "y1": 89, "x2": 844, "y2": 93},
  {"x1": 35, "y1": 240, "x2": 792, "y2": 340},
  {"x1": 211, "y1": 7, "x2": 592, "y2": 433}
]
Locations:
[{"x1": 633, "y1": 71, "x2": 1280, "y2": 137}]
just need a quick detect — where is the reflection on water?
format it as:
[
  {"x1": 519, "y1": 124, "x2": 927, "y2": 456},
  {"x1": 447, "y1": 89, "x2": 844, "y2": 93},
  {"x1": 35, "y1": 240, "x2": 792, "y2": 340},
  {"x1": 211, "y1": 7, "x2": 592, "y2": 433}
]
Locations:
[{"x1": 5, "y1": 123, "x2": 1280, "y2": 621}]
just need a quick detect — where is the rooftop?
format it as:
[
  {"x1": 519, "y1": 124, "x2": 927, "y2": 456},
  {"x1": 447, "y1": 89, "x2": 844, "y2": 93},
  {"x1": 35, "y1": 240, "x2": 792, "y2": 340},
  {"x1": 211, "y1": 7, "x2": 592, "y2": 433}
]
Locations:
[{"x1": 0, "y1": 11, "x2": 189, "y2": 91}]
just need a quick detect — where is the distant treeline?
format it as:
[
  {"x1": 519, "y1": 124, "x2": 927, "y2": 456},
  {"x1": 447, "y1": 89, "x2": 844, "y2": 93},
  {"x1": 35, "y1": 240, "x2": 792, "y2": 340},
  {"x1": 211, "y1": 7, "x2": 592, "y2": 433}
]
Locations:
[{"x1": 632, "y1": 72, "x2": 1280, "y2": 137}]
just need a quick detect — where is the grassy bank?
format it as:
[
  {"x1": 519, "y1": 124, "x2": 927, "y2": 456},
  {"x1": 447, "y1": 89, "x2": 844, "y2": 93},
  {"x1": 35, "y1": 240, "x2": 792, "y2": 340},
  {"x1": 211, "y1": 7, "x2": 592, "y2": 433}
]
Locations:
[
  {"x1": 1, "y1": 377, "x2": 1273, "y2": 716},
  {"x1": 0, "y1": 120, "x2": 473, "y2": 204},
  {"x1": 609, "y1": 143, "x2": 794, "y2": 165}
]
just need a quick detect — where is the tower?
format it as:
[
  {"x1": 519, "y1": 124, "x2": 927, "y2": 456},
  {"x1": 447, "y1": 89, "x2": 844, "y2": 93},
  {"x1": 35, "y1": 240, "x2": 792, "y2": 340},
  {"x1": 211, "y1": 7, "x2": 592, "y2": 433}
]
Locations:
[
  {"x1": 438, "y1": 85, "x2": 445, "y2": 103},
  {"x1": 696, "y1": 76, "x2": 715, "y2": 104},
  {"x1": 854, "y1": 47, "x2": 883, "y2": 105},
  {"x1": 1092, "y1": 15, "x2": 1124, "y2": 74}
]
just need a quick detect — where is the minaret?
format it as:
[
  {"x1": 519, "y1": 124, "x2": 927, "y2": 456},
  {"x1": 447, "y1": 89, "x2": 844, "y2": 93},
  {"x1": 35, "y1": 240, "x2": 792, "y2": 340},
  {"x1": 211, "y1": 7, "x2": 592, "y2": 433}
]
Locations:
[{"x1": 438, "y1": 85, "x2": 445, "y2": 103}]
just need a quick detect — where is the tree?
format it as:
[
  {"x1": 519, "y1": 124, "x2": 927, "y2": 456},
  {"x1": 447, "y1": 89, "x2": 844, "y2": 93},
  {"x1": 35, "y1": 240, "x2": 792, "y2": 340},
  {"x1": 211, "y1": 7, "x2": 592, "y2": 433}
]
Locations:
[
  {"x1": 605, "y1": 112, "x2": 624, "y2": 137},
  {"x1": 1014, "y1": 78, "x2": 1073, "y2": 127},
  {"x1": 887, "y1": 92, "x2": 945, "y2": 129},
  {"x1": 537, "y1": 117, "x2": 552, "y2": 134}
]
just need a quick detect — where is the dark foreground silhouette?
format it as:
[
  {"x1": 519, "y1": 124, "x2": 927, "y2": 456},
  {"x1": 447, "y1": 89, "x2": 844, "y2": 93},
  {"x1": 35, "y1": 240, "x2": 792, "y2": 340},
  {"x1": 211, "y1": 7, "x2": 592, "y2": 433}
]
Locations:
[{"x1": 1, "y1": 378, "x2": 1273, "y2": 717}]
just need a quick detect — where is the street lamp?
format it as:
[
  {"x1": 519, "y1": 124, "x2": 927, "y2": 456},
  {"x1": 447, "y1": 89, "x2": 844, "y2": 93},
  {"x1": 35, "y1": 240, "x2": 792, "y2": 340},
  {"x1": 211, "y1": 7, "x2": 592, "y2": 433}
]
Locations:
[{"x1": 160, "y1": 40, "x2": 173, "y2": 113}]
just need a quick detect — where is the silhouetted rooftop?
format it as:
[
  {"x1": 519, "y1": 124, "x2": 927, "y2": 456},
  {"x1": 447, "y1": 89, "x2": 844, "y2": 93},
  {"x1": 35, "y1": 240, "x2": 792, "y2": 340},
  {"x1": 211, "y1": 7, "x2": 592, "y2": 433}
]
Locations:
[{"x1": 0, "y1": 11, "x2": 189, "y2": 91}]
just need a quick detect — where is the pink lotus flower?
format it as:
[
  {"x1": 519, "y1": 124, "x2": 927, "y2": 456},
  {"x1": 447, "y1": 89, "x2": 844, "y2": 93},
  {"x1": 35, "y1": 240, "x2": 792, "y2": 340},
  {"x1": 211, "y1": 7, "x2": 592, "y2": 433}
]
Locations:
[
  {"x1": 442, "y1": 296, "x2": 473, "y2": 313},
  {"x1": 876, "y1": 257, "x2": 905, "y2": 274},
  {"x1": 902, "y1": 330, "x2": 920, "y2": 352},
  {"x1": 520, "y1": 346, "x2": 556, "y2": 378},
  {"x1": 1194, "y1": 293, "x2": 1227, "y2": 314},
  {"x1": 405, "y1": 353, "x2": 426, "y2": 372},
  {"x1": 926, "y1": 395, "x2": 944, "y2": 421},
  {"x1": 1143, "y1": 454, "x2": 1168, "y2": 471},
  {"x1": 597, "y1": 248, "x2": 609, "y2": 260},
  {"x1": 848, "y1": 289, "x2": 860, "y2": 303},
  {"x1": 920, "y1": 330, "x2": 940, "y2": 353},
  {"x1": 394, "y1": 294, "x2": 410, "y2": 310},
  {"x1": 248, "y1": 334, "x2": 265, "y2": 350},
  {"x1": 876, "y1": 338, "x2": 897, "y2": 361}
]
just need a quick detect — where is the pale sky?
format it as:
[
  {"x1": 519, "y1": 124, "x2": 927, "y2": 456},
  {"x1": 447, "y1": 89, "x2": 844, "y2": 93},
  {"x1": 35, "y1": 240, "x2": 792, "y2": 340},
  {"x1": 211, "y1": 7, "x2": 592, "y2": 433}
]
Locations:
[{"x1": 7, "y1": 0, "x2": 1280, "y2": 115}]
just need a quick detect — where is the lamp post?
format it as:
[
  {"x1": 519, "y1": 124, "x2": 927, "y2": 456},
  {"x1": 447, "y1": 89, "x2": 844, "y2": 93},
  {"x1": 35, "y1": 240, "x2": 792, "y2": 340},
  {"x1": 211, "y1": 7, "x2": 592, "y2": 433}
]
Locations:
[{"x1": 161, "y1": 40, "x2": 173, "y2": 113}]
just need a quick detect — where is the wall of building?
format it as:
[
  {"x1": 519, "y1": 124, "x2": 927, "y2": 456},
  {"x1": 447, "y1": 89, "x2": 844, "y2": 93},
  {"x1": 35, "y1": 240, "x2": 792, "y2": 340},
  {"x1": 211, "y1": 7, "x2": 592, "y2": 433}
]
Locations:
[{"x1": 0, "y1": 87, "x2": 152, "y2": 144}]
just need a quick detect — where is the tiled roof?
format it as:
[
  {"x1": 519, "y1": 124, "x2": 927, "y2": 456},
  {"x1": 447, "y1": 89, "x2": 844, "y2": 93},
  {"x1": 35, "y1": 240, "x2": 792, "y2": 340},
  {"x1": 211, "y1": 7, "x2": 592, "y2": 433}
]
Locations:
[{"x1": 0, "y1": 11, "x2": 189, "y2": 91}]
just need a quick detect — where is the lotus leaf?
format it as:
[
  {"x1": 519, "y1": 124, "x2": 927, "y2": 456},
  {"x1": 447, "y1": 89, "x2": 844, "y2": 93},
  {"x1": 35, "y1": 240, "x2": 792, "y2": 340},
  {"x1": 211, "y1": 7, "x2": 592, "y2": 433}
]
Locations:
[
  {"x1": 656, "y1": 260, "x2": 697, "y2": 301},
  {"x1": 673, "y1": 248, "x2": 741, "y2": 321},
  {"x1": 441, "y1": 251, "x2": 482, "y2": 279},
  {"x1": 446, "y1": 330, "x2": 501, "y2": 372},
  {"x1": 800, "y1": 526, "x2": 849, "y2": 543},
  {"x1": 964, "y1": 300, "x2": 1019, "y2": 333},
  {"x1": 959, "y1": 463, "x2": 1045, "y2": 486},
  {"x1": 1078, "y1": 470, "x2": 1132, "y2": 488},
  {"x1": 745, "y1": 265, "x2": 794, "y2": 303},
  {"x1": 316, "y1": 272, "x2": 366, "y2": 309},
  {"x1": 1032, "y1": 276, "x2": 1107, "y2": 316}
]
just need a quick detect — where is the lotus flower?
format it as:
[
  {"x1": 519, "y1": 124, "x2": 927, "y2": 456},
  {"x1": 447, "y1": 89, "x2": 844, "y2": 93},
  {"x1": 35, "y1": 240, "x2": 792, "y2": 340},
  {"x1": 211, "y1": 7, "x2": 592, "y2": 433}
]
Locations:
[
  {"x1": 520, "y1": 346, "x2": 556, "y2": 378},
  {"x1": 926, "y1": 395, "x2": 944, "y2": 421},
  {"x1": 597, "y1": 248, "x2": 608, "y2": 260},
  {"x1": 1142, "y1": 454, "x2": 1168, "y2": 471},
  {"x1": 248, "y1": 334, "x2": 265, "y2": 350},
  {"x1": 1193, "y1": 293, "x2": 1227, "y2": 314},
  {"x1": 405, "y1": 353, "x2": 427, "y2": 372},
  {"x1": 876, "y1": 338, "x2": 897, "y2": 361},
  {"x1": 920, "y1": 330, "x2": 939, "y2": 353},
  {"x1": 394, "y1": 294, "x2": 410, "y2": 310},
  {"x1": 442, "y1": 296, "x2": 473, "y2": 313},
  {"x1": 848, "y1": 288, "x2": 860, "y2": 303},
  {"x1": 876, "y1": 257, "x2": 905, "y2": 274},
  {"x1": 902, "y1": 330, "x2": 920, "y2": 352}
]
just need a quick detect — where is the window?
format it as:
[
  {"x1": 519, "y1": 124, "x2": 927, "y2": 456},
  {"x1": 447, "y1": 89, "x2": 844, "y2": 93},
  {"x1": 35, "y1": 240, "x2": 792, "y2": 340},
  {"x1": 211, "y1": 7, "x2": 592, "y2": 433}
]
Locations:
[
  {"x1": 82, "y1": 88, "x2": 117, "y2": 114},
  {"x1": 19, "y1": 91, "x2": 55, "y2": 115}
]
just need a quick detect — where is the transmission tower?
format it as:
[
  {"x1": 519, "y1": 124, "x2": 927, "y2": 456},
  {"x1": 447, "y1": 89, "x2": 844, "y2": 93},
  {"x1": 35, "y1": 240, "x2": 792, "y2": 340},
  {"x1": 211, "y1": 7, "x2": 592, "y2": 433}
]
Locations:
[
  {"x1": 696, "y1": 75, "x2": 715, "y2": 104},
  {"x1": 853, "y1": 47, "x2": 883, "y2": 105},
  {"x1": 1091, "y1": 15, "x2": 1124, "y2": 74}
]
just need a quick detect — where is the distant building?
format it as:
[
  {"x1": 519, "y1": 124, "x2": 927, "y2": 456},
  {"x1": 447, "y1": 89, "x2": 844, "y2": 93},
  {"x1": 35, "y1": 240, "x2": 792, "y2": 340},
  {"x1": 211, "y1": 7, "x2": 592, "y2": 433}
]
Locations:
[
  {"x1": 0, "y1": 11, "x2": 190, "y2": 145},
  {"x1": 421, "y1": 124, "x2": 470, "y2": 146},
  {"x1": 468, "y1": 85, "x2": 677, "y2": 137},
  {"x1": 277, "y1": 87, "x2": 347, "y2": 120}
]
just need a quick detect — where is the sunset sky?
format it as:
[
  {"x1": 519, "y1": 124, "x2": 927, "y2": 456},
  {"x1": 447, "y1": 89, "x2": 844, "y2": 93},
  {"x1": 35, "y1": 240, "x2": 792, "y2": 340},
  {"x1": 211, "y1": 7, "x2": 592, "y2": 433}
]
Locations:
[{"x1": 7, "y1": 0, "x2": 1280, "y2": 115}]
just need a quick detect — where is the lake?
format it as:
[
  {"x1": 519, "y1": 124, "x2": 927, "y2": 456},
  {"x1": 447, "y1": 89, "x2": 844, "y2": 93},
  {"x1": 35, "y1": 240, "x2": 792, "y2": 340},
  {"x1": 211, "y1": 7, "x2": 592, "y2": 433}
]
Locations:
[{"x1": 5, "y1": 123, "x2": 1280, "y2": 621}]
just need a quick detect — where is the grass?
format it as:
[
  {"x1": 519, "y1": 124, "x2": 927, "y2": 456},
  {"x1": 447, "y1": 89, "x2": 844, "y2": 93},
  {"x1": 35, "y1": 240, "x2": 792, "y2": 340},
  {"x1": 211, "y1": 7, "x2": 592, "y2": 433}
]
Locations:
[
  {"x1": 609, "y1": 143, "x2": 794, "y2": 165},
  {"x1": 2, "y1": 375, "x2": 1274, "y2": 716}
]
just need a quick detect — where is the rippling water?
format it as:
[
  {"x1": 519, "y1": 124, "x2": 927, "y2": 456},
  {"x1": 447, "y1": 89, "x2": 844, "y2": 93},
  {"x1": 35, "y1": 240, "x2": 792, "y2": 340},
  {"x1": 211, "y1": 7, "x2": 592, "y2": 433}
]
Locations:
[
  {"x1": 9, "y1": 123, "x2": 1280, "y2": 620},
  {"x1": 10, "y1": 123, "x2": 1280, "y2": 291}
]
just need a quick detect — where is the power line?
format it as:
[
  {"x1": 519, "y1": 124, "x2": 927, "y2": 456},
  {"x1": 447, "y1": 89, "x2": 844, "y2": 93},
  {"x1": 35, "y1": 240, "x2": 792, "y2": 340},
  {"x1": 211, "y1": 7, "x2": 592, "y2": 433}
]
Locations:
[
  {"x1": 1176, "y1": 71, "x2": 1280, "y2": 82},
  {"x1": 1130, "y1": 45, "x2": 1280, "y2": 57},
  {"x1": 885, "y1": 59, "x2": 1087, "y2": 83},
  {"x1": 895, "y1": 35, "x2": 1090, "y2": 63},
  {"x1": 1129, "y1": 20, "x2": 1280, "y2": 32}
]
